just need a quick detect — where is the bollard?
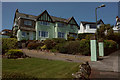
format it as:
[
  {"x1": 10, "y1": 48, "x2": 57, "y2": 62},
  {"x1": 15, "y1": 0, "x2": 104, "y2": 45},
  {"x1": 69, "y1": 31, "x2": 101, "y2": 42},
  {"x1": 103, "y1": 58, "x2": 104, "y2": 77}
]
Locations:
[
  {"x1": 98, "y1": 42, "x2": 104, "y2": 56},
  {"x1": 90, "y1": 40, "x2": 97, "y2": 61}
]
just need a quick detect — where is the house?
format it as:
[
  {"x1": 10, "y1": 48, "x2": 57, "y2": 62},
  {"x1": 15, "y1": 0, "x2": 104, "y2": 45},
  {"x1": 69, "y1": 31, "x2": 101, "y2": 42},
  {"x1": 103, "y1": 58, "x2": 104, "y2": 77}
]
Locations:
[
  {"x1": 78, "y1": 19, "x2": 104, "y2": 34},
  {"x1": 113, "y1": 16, "x2": 120, "y2": 33},
  {"x1": 0, "y1": 29, "x2": 12, "y2": 38},
  {"x1": 12, "y1": 9, "x2": 79, "y2": 41}
]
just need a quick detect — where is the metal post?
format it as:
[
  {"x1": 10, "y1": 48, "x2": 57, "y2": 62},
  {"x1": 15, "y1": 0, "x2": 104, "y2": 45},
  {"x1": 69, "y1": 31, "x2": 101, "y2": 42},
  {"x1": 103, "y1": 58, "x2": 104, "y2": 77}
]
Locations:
[{"x1": 95, "y1": 8, "x2": 98, "y2": 40}]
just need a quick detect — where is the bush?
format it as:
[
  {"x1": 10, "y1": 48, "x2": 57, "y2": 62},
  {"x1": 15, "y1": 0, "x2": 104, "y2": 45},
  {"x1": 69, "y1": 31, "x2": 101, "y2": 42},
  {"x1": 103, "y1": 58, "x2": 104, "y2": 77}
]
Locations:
[
  {"x1": 50, "y1": 49, "x2": 58, "y2": 53},
  {"x1": 65, "y1": 41, "x2": 80, "y2": 54},
  {"x1": 2, "y1": 38, "x2": 18, "y2": 54},
  {"x1": 67, "y1": 36, "x2": 75, "y2": 41},
  {"x1": 85, "y1": 34, "x2": 93, "y2": 40},
  {"x1": 27, "y1": 42, "x2": 40, "y2": 50},
  {"x1": 54, "y1": 43, "x2": 67, "y2": 53},
  {"x1": 5, "y1": 49, "x2": 24, "y2": 59},
  {"x1": 104, "y1": 40, "x2": 117, "y2": 55},
  {"x1": 44, "y1": 39, "x2": 56, "y2": 49},
  {"x1": 41, "y1": 45, "x2": 47, "y2": 50},
  {"x1": 54, "y1": 39, "x2": 90, "y2": 55},
  {"x1": 52, "y1": 38, "x2": 66, "y2": 44},
  {"x1": 78, "y1": 33, "x2": 94, "y2": 40}
]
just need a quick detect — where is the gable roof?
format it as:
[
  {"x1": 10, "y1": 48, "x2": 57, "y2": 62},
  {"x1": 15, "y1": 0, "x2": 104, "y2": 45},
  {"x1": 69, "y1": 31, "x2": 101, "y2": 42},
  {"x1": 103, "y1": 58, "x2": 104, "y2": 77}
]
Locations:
[
  {"x1": 81, "y1": 19, "x2": 104, "y2": 26},
  {"x1": 14, "y1": 9, "x2": 79, "y2": 28},
  {"x1": 13, "y1": 9, "x2": 37, "y2": 24},
  {"x1": 50, "y1": 16, "x2": 68, "y2": 23}
]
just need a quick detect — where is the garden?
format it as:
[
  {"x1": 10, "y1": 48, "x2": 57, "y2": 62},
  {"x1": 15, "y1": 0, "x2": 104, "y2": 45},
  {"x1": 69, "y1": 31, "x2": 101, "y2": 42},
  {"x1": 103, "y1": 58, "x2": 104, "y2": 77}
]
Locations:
[{"x1": 2, "y1": 24, "x2": 120, "y2": 78}]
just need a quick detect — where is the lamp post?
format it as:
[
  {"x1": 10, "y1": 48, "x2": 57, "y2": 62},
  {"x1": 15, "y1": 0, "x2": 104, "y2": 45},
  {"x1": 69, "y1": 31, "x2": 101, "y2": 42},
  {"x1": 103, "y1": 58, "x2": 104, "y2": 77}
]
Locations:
[
  {"x1": 95, "y1": 4, "x2": 105, "y2": 40},
  {"x1": 91, "y1": 4, "x2": 106, "y2": 61}
]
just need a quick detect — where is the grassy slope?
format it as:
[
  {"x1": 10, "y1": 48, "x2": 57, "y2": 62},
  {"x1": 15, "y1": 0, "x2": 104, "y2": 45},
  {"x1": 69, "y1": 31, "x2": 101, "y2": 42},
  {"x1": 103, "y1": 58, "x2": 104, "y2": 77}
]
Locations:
[{"x1": 2, "y1": 58, "x2": 81, "y2": 78}]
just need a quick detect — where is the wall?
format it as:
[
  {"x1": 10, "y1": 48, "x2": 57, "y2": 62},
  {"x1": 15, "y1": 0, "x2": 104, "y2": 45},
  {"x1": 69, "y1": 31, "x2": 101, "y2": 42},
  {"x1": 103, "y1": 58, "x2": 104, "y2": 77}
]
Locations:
[{"x1": 36, "y1": 21, "x2": 55, "y2": 40}]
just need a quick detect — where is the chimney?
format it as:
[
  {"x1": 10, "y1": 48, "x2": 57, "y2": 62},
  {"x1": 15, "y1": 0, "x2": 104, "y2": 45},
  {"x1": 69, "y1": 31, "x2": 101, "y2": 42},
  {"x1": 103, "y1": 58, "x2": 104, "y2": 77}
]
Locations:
[
  {"x1": 16, "y1": 9, "x2": 19, "y2": 13},
  {"x1": 116, "y1": 16, "x2": 119, "y2": 22}
]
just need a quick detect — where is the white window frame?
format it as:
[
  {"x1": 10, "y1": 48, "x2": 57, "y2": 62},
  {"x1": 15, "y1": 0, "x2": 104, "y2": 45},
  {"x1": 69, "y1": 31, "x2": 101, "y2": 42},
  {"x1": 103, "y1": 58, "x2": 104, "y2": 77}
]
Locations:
[
  {"x1": 40, "y1": 21, "x2": 50, "y2": 26},
  {"x1": 24, "y1": 20, "x2": 32, "y2": 26},
  {"x1": 58, "y1": 32, "x2": 65, "y2": 38},
  {"x1": 39, "y1": 31, "x2": 49, "y2": 38}
]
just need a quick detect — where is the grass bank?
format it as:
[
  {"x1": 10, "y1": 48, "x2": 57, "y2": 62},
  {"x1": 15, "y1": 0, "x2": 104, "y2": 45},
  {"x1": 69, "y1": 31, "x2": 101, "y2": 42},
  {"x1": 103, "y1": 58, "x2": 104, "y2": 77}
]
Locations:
[{"x1": 2, "y1": 58, "x2": 81, "y2": 78}]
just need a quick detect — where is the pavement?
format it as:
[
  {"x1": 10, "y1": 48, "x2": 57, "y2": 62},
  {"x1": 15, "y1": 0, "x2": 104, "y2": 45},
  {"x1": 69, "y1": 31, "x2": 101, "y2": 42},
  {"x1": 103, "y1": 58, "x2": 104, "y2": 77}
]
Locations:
[{"x1": 89, "y1": 50, "x2": 120, "y2": 79}]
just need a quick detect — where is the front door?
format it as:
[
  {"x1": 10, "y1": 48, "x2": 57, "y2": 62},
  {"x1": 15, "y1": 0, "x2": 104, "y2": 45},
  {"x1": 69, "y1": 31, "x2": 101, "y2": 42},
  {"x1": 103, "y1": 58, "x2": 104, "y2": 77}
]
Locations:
[{"x1": 29, "y1": 32, "x2": 33, "y2": 40}]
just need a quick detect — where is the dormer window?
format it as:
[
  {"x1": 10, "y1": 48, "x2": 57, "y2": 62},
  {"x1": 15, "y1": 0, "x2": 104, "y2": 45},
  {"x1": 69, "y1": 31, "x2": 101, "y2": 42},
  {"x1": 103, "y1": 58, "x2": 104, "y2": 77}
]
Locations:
[
  {"x1": 40, "y1": 21, "x2": 50, "y2": 26},
  {"x1": 24, "y1": 20, "x2": 32, "y2": 26},
  {"x1": 58, "y1": 23, "x2": 64, "y2": 27}
]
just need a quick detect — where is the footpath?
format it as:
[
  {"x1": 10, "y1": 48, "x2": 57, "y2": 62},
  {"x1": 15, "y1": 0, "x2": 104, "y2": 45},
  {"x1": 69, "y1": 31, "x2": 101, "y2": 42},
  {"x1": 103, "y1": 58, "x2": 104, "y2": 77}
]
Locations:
[{"x1": 89, "y1": 50, "x2": 120, "y2": 78}]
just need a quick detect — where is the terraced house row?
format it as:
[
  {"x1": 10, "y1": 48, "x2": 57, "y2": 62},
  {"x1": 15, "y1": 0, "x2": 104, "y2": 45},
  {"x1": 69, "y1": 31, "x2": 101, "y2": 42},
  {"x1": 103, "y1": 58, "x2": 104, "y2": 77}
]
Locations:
[{"x1": 12, "y1": 9, "x2": 79, "y2": 41}]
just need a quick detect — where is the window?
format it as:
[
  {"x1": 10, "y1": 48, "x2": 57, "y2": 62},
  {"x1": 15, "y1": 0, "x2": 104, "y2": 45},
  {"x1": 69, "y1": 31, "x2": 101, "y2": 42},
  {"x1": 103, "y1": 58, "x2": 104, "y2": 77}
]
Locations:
[
  {"x1": 90, "y1": 24, "x2": 96, "y2": 29},
  {"x1": 22, "y1": 32, "x2": 26, "y2": 37},
  {"x1": 40, "y1": 21, "x2": 50, "y2": 26},
  {"x1": 58, "y1": 32, "x2": 65, "y2": 38},
  {"x1": 39, "y1": 31, "x2": 48, "y2": 38},
  {"x1": 24, "y1": 20, "x2": 32, "y2": 26},
  {"x1": 58, "y1": 23, "x2": 64, "y2": 27}
]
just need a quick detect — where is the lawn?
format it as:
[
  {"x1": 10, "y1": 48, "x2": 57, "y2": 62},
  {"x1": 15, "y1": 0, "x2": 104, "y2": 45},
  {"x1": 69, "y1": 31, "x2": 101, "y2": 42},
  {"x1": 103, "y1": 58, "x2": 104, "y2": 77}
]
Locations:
[{"x1": 2, "y1": 58, "x2": 81, "y2": 78}]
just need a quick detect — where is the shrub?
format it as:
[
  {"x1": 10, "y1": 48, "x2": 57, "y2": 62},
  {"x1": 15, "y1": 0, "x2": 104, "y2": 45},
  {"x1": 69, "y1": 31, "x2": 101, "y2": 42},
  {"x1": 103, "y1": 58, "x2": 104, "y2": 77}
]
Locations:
[
  {"x1": 104, "y1": 40, "x2": 117, "y2": 55},
  {"x1": 54, "y1": 39, "x2": 90, "y2": 55},
  {"x1": 5, "y1": 49, "x2": 24, "y2": 59},
  {"x1": 67, "y1": 36, "x2": 75, "y2": 41},
  {"x1": 65, "y1": 41, "x2": 80, "y2": 54},
  {"x1": 50, "y1": 49, "x2": 58, "y2": 53},
  {"x1": 54, "y1": 43, "x2": 67, "y2": 53},
  {"x1": 2, "y1": 38, "x2": 18, "y2": 54},
  {"x1": 85, "y1": 34, "x2": 93, "y2": 40},
  {"x1": 52, "y1": 38, "x2": 66, "y2": 44},
  {"x1": 41, "y1": 45, "x2": 47, "y2": 50},
  {"x1": 79, "y1": 39, "x2": 90, "y2": 55},
  {"x1": 27, "y1": 42, "x2": 40, "y2": 50},
  {"x1": 44, "y1": 39, "x2": 56, "y2": 49}
]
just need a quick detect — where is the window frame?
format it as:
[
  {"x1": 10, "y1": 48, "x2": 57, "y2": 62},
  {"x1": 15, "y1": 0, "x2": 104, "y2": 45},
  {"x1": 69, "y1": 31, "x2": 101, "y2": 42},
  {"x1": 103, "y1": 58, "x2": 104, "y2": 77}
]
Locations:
[
  {"x1": 58, "y1": 32, "x2": 65, "y2": 38},
  {"x1": 24, "y1": 20, "x2": 33, "y2": 26},
  {"x1": 40, "y1": 21, "x2": 50, "y2": 26},
  {"x1": 58, "y1": 23, "x2": 64, "y2": 27},
  {"x1": 39, "y1": 31, "x2": 49, "y2": 38}
]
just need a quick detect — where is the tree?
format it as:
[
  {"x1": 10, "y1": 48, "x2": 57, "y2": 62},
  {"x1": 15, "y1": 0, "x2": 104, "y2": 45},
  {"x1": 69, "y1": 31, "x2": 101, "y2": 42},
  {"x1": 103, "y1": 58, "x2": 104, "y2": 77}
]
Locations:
[{"x1": 96, "y1": 24, "x2": 114, "y2": 40}]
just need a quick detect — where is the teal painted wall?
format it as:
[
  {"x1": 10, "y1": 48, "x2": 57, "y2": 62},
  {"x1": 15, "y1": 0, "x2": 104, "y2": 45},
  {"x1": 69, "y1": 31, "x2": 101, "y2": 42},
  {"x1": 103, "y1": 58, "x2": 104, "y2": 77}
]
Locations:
[
  {"x1": 17, "y1": 29, "x2": 36, "y2": 41},
  {"x1": 36, "y1": 21, "x2": 55, "y2": 40},
  {"x1": 36, "y1": 21, "x2": 78, "y2": 40}
]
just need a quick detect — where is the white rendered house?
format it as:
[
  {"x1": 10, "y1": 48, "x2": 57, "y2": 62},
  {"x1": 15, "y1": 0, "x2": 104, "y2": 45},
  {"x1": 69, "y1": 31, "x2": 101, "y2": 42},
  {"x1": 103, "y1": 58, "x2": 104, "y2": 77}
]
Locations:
[
  {"x1": 113, "y1": 16, "x2": 120, "y2": 33},
  {"x1": 78, "y1": 19, "x2": 104, "y2": 34}
]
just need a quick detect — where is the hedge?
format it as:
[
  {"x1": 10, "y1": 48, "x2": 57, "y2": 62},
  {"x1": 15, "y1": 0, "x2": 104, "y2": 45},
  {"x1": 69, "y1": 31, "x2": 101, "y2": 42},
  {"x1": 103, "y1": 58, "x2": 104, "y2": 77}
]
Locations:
[
  {"x1": 2, "y1": 38, "x2": 18, "y2": 54},
  {"x1": 104, "y1": 40, "x2": 117, "y2": 55},
  {"x1": 54, "y1": 39, "x2": 90, "y2": 55}
]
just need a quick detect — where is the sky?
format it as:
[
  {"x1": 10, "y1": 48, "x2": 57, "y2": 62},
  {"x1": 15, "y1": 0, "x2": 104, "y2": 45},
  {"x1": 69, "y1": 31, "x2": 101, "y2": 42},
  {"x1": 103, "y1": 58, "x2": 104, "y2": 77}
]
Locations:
[{"x1": 2, "y1": 2, "x2": 119, "y2": 31}]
